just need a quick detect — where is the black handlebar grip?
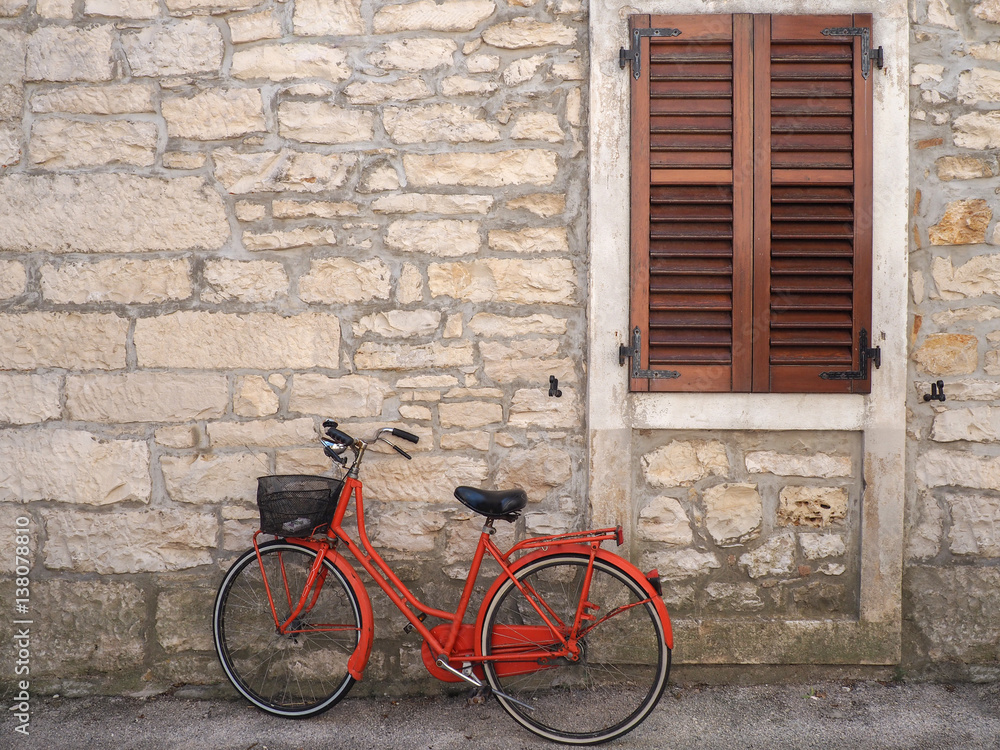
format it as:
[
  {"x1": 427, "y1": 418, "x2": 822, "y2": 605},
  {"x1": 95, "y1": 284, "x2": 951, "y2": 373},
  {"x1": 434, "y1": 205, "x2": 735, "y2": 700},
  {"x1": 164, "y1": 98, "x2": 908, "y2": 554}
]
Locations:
[
  {"x1": 391, "y1": 428, "x2": 419, "y2": 444},
  {"x1": 326, "y1": 427, "x2": 355, "y2": 445}
]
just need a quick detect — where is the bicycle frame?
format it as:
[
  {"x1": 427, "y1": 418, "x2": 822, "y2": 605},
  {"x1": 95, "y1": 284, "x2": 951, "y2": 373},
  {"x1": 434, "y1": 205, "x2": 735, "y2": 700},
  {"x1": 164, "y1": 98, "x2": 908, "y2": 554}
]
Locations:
[{"x1": 252, "y1": 473, "x2": 673, "y2": 682}]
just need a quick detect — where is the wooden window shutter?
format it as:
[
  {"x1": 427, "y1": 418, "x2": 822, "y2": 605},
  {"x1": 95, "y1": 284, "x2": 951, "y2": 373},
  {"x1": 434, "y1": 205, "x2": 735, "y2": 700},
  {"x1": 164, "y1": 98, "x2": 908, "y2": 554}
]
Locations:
[{"x1": 627, "y1": 13, "x2": 874, "y2": 394}]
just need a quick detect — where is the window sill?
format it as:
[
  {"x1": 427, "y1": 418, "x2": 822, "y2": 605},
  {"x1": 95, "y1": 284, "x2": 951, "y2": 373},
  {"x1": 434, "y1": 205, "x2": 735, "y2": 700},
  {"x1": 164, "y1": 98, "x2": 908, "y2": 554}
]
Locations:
[{"x1": 631, "y1": 392, "x2": 866, "y2": 431}]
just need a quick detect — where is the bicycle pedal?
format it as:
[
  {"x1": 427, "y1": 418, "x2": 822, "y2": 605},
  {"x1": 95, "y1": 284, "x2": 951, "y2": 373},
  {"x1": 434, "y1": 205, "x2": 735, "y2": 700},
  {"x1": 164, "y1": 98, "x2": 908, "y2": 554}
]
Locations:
[
  {"x1": 403, "y1": 611, "x2": 426, "y2": 634},
  {"x1": 467, "y1": 685, "x2": 492, "y2": 705}
]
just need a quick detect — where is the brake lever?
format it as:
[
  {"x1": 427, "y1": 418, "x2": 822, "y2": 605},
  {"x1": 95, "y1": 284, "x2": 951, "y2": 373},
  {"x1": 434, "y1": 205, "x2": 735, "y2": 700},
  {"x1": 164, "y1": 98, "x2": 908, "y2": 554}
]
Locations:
[{"x1": 386, "y1": 440, "x2": 411, "y2": 460}]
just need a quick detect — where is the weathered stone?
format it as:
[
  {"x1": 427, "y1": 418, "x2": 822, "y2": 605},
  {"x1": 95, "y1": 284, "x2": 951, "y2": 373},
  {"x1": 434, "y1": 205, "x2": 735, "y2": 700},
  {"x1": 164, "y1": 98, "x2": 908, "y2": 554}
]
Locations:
[
  {"x1": 0, "y1": 312, "x2": 127, "y2": 370},
  {"x1": 469, "y1": 312, "x2": 566, "y2": 336},
  {"x1": 488, "y1": 227, "x2": 568, "y2": 253},
  {"x1": 800, "y1": 533, "x2": 847, "y2": 560},
  {"x1": 642, "y1": 440, "x2": 729, "y2": 488},
  {"x1": 911, "y1": 63, "x2": 944, "y2": 86},
  {"x1": 0, "y1": 0, "x2": 27, "y2": 15},
  {"x1": 918, "y1": 448, "x2": 1000, "y2": 491},
  {"x1": 0, "y1": 123, "x2": 19, "y2": 166},
  {"x1": 428, "y1": 258, "x2": 576, "y2": 303},
  {"x1": 703, "y1": 483, "x2": 762, "y2": 545},
  {"x1": 165, "y1": 0, "x2": 258, "y2": 12},
  {"x1": 29, "y1": 118, "x2": 157, "y2": 168},
  {"x1": 374, "y1": 508, "x2": 447, "y2": 554},
  {"x1": 202, "y1": 259, "x2": 287, "y2": 303},
  {"x1": 438, "y1": 401, "x2": 503, "y2": 429},
  {"x1": 508, "y1": 388, "x2": 581, "y2": 429},
  {"x1": 913, "y1": 333, "x2": 978, "y2": 375},
  {"x1": 935, "y1": 379, "x2": 1000, "y2": 401},
  {"x1": 745, "y1": 451, "x2": 852, "y2": 478},
  {"x1": 511, "y1": 112, "x2": 563, "y2": 142},
  {"x1": 122, "y1": 20, "x2": 222, "y2": 78},
  {"x1": 214, "y1": 149, "x2": 356, "y2": 194},
  {"x1": 209, "y1": 419, "x2": 316, "y2": 450},
  {"x1": 234, "y1": 376, "x2": 280, "y2": 417},
  {"x1": 928, "y1": 199, "x2": 992, "y2": 245},
  {"x1": 374, "y1": 0, "x2": 495, "y2": 32},
  {"x1": 163, "y1": 89, "x2": 265, "y2": 140},
  {"x1": 441, "y1": 75, "x2": 499, "y2": 96},
  {"x1": 468, "y1": 54, "x2": 500, "y2": 73},
  {"x1": 359, "y1": 161, "x2": 400, "y2": 193},
  {"x1": 156, "y1": 424, "x2": 203, "y2": 449},
  {"x1": 232, "y1": 44, "x2": 351, "y2": 82},
  {"x1": 0, "y1": 174, "x2": 229, "y2": 253},
  {"x1": 26, "y1": 25, "x2": 114, "y2": 82},
  {"x1": 41, "y1": 258, "x2": 191, "y2": 304},
  {"x1": 30, "y1": 83, "x2": 157, "y2": 114},
  {"x1": 164, "y1": 151, "x2": 208, "y2": 169},
  {"x1": 0, "y1": 261, "x2": 25, "y2": 300},
  {"x1": 906, "y1": 566, "x2": 1000, "y2": 662},
  {"x1": 160, "y1": 452, "x2": 265, "y2": 505},
  {"x1": 292, "y1": 0, "x2": 363, "y2": 35},
  {"x1": 353, "y1": 310, "x2": 441, "y2": 337},
  {"x1": 479, "y1": 339, "x2": 574, "y2": 384},
  {"x1": 974, "y1": 0, "x2": 1000, "y2": 23},
  {"x1": 243, "y1": 227, "x2": 338, "y2": 251},
  {"x1": 953, "y1": 111, "x2": 1000, "y2": 150},
  {"x1": 397, "y1": 263, "x2": 425, "y2": 303},
  {"x1": 936, "y1": 156, "x2": 995, "y2": 181},
  {"x1": 932, "y1": 406, "x2": 1000, "y2": 443},
  {"x1": 370, "y1": 39, "x2": 457, "y2": 72},
  {"x1": 494, "y1": 443, "x2": 571, "y2": 495},
  {"x1": 970, "y1": 41, "x2": 1000, "y2": 61},
  {"x1": 0, "y1": 374, "x2": 60, "y2": 425},
  {"x1": 355, "y1": 341, "x2": 474, "y2": 370},
  {"x1": 506, "y1": 193, "x2": 566, "y2": 218},
  {"x1": 273, "y1": 200, "x2": 359, "y2": 219},
  {"x1": 0, "y1": 429, "x2": 149, "y2": 504},
  {"x1": 399, "y1": 404, "x2": 432, "y2": 421},
  {"x1": 383, "y1": 103, "x2": 500, "y2": 144},
  {"x1": 482, "y1": 18, "x2": 576, "y2": 48},
  {"x1": 778, "y1": 486, "x2": 848, "y2": 527},
  {"x1": 44, "y1": 508, "x2": 215, "y2": 573},
  {"x1": 739, "y1": 532, "x2": 796, "y2": 578},
  {"x1": 385, "y1": 220, "x2": 481, "y2": 256},
  {"x1": 157, "y1": 586, "x2": 216, "y2": 652},
  {"x1": 344, "y1": 76, "x2": 433, "y2": 105},
  {"x1": 440, "y1": 431, "x2": 491, "y2": 451},
  {"x1": 931, "y1": 255, "x2": 1000, "y2": 299},
  {"x1": 373, "y1": 193, "x2": 493, "y2": 215},
  {"x1": 907, "y1": 492, "x2": 944, "y2": 561},
  {"x1": 552, "y1": 53, "x2": 584, "y2": 80},
  {"x1": 364, "y1": 455, "x2": 488, "y2": 502},
  {"x1": 135, "y1": 312, "x2": 340, "y2": 369},
  {"x1": 703, "y1": 582, "x2": 766, "y2": 612},
  {"x1": 299, "y1": 258, "x2": 391, "y2": 303},
  {"x1": 85, "y1": 0, "x2": 158, "y2": 16},
  {"x1": 228, "y1": 11, "x2": 282, "y2": 43},
  {"x1": 274, "y1": 449, "x2": 330, "y2": 476},
  {"x1": 405, "y1": 150, "x2": 558, "y2": 187},
  {"x1": 641, "y1": 548, "x2": 721, "y2": 581},
  {"x1": 637, "y1": 496, "x2": 693, "y2": 545},
  {"x1": 66, "y1": 373, "x2": 227, "y2": 423},
  {"x1": 36, "y1": 0, "x2": 75, "y2": 19},
  {"x1": 289, "y1": 374, "x2": 390, "y2": 418},
  {"x1": 948, "y1": 492, "x2": 1000, "y2": 556},
  {"x1": 927, "y1": 0, "x2": 959, "y2": 28},
  {"x1": 279, "y1": 102, "x2": 375, "y2": 144},
  {"x1": 503, "y1": 54, "x2": 545, "y2": 85},
  {"x1": 933, "y1": 307, "x2": 1000, "y2": 326}
]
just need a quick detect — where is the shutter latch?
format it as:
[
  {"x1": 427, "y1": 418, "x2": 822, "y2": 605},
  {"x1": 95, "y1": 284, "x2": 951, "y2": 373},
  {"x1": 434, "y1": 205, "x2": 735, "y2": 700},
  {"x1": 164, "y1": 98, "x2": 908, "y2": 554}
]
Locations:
[
  {"x1": 821, "y1": 26, "x2": 884, "y2": 79},
  {"x1": 619, "y1": 327, "x2": 681, "y2": 380},
  {"x1": 619, "y1": 28, "x2": 682, "y2": 79},
  {"x1": 819, "y1": 328, "x2": 881, "y2": 382}
]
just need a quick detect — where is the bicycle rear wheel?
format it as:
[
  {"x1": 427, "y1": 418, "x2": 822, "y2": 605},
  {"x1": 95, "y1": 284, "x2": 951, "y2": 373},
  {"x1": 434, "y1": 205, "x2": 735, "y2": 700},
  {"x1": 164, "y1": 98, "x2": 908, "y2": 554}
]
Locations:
[
  {"x1": 481, "y1": 553, "x2": 670, "y2": 744},
  {"x1": 213, "y1": 542, "x2": 362, "y2": 717}
]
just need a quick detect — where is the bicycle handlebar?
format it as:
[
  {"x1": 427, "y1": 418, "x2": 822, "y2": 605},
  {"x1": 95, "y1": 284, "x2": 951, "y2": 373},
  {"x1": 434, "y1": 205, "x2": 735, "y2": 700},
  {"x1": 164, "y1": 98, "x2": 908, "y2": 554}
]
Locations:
[{"x1": 390, "y1": 428, "x2": 419, "y2": 444}]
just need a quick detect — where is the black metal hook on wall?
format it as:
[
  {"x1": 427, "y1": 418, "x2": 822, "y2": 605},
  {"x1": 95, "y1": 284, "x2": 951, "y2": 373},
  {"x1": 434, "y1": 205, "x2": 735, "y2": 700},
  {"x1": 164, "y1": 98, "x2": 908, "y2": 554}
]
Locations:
[
  {"x1": 923, "y1": 380, "x2": 946, "y2": 402},
  {"x1": 548, "y1": 376, "x2": 562, "y2": 398}
]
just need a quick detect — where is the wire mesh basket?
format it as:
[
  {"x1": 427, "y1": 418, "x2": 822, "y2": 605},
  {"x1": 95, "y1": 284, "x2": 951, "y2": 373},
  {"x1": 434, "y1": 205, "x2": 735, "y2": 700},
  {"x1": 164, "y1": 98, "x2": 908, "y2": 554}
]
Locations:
[{"x1": 256, "y1": 475, "x2": 344, "y2": 537}]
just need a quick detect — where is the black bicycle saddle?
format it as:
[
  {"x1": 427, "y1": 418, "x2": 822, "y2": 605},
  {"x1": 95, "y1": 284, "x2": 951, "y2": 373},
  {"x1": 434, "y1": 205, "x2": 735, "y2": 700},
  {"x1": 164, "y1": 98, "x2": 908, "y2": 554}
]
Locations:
[{"x1": 454, "y1": 486, "x2": 528, "y2": 520}]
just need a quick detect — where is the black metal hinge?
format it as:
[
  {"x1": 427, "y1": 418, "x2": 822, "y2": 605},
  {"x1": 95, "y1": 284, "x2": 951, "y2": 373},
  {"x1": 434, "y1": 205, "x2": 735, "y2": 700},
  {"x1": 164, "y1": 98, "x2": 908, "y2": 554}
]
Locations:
[
  {"x1": 821, "y1": 26, "x2": 884, "y2": 79},
  {"x1": 819, "y1": 328, "x2": 881, "y2": 381},
  {"x1": 619, "y1": 27, "x2": 682, "y2": 79},
  {"x1": 618, "y1": 327, "x2": 681, "y2": 380}
]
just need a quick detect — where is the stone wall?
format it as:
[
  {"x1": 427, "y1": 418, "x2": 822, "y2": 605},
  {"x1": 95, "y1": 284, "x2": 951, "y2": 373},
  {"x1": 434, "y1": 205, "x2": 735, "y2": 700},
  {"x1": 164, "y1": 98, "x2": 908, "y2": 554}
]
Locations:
[
  {"x1": 907, "y1": 0, "x2": 1000, "y2": 679},
  {"x1": 0, "y1": 0, "x2": 588, "y2": 693}
]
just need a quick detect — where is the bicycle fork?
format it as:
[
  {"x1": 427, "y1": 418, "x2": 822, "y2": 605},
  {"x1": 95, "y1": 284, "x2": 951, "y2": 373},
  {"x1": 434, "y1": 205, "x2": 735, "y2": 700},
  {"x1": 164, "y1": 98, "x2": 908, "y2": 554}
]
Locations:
[{"x1": 432, "y1": 657, "x2": 536, "y2": 712}]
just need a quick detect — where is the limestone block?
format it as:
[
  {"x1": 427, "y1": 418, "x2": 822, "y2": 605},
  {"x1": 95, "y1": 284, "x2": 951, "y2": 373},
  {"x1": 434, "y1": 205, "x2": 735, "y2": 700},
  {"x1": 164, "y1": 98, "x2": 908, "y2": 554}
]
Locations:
[
  {"x1": 37, "y1": 0, "x2": 72, "y2": 13},
  {"x1": 468, "y1": 54, "x2": 500, "y2": 73},
  {"x1": 229, "y1": 11, "x2": 282, "y2": 43},
  {"x1": 363, "y1": 455, "x2": 488, "y2": 502},
  {"x1": 566, "y1": 89, "x2": 581, "y2": 126},
  {"x1": 369, "y1": 38, "x2": 457, "y2": 72},
  {"x1": 165, "y1": 0, "x2": 258, "y2": 11},
  {"x1": 30, "y1": 118, "x2": 158, "y2": 168},
  {"x1": 344, "y1": 77, "x2": 433, "y2": 105},
  {"x1": 359, "y1": 162, "x2": 400, "y2": 192},
  {"x1": 374, "y1": 508, "x2": 447, "y2": 553},
  {"x1": 641, "y1": 548, "x2": 720, "y2": 581},
  {"x1": 927, "y1": 0, "x2": 958, "y2": 28},
  {"x1": 469, "y1": 312, "x2": 566, "y2": 336},
  {"x1": 66, "y1": 373, "x2": 228, "y2": 423},
  {"x1": 372, "y1": 193, "x2": 493, "y2": 215},
  {"x1": 479, "y1": 339, "x2": 574, "y2": 383},
  {"x1": 399, "y1": 404, "x2": 432, "y2": 420},
  {"x1": 905, "y1": 566, "x2": 1000, "y2": 662},
  {"x1": 438, "y1": 401, "x2": 503, "y2": 429},
  {"x1": 508, "y1": 387, "x2": 581, "y2": 429},
  {"x1": 744, "y1": 451, "x2": 852, "y2": 478},
  {"x1": 157, "y1": 587, "x2": 215, "y2": 652},
  {"x1": 298, "y1": 257, "x2": 391, "y2": 303},
  {"x1": 398, "y1": 263, "x2": 424, "y2": 303},
  {"x1": 428, "y1": 258, "x2": 576, "y2": 304},
  {"x1": 932, "y1": 406, "x2": 1000, "y2": 442},
  {"x1": 936, "y1": 156, "x2": 995, "y2": 182},
  {"x1": 213, "y1": 148, "x2": 356, "y2": 194},
  {"x1": 243, "y1": 227, "x2": 338, "y2": 251},
  {"x1": 488, "y1": 227, "x2": 568, "y2": 253},
  {"x1": 918, "y1": 448, "x2": 1000, "y2": 492},
  {"x1": 293, "y1": 0, "x2": 363, "y2": 35},
  {"x1": 275, "y1": 449, "x2": 330, "y2": 475},
  {"x1": 163, "y1": 89, "x2": 265, "y2": 140},
  {"x1": 552, "y1": 55, "x2": 583, "y2": 80},
  {"x1": 906, "y1": 492, "x2": 944, "y2": 561},
  {"x1": 637, "y1": 496, "x2": 693, "y2": 545},
  {"x1": 0, "y1": 312, "x2": 127, "y2": 370},
  {"x1": 122, "y1": 20, "x2": 222, "y2": 78},
  {"x1": 0, "y1": 0, "x2": 27, "y2": 14},
  {"x1": 934, "y1": 305, "x2": 1000, "y2": 327},
  {"x1": 0, "y1": 429, "x2": 149, "y2": 504},
  {"x1": 353, "y1": 310, "x2": 441, "y2": 337},
  {"x1": 202, "y1": 259, "x2": 287, "y2": 303},
  {"x1": 800, "y1": 533, "x2": 847, "y2": 560},
  {"x1": 913, "y1": 333, "x2": 978, "y2": 375},
  {"x1": 953, "y1": 111, "x2": 1000, "y2": 150},
  {"x1": 642, "y1": 440, "x2": 729, "y2": 488},
  {"x1": 931, "y1": 255, "x2": 1000, "y2": 299},
  {"x1": 974, "y1": 0, "x2": 1000, "y2": 23},
  {"x1": 385, "y1": 219, "x2": 481, "y2": 256},
  {"x1": 85, "y1": 0, "x2": 158, "y2": 16},
  {"x1": 0, "y1": 30, "x2": 26, "y2": 87},
  {"x1": 970, "y1": 41, "x2": 1000, "y2": 61},
  {"x1": 948, "y1": 492, "x2": 1000, "y2": 556},
  {"x1": 355, "y1": 341, "x2": 474, "y2": 370},
  {"x1": 26, "y1": 25, "x2": 114, "y2": 82},
  {"x1": 383, "y1": 103, "x2": 500, "y2": 144},
  {"x1": 289, "y1": 374, "x2": 390, "y2": 418},
  {"x1": 135, "y1": 311, "x2": 340, "y2": 369},
  {"x1": 777, "y1": 486, "x2": 848, "y2": 527},
  {"x1": 703, "y1": 483, "x2": 762, "y2": 545},
  {"x1": 928, "y1": 199, "x2": 992, "y2": 245},
  {"x1": 30, "y1": 83, "x2": 157, "y2": 114},
  {"x1": 164, "y1": 151, "x2": 208, "y2": 169},
  {"x1": 404, "y1": 150, "x2": 558, "y2": 187},
  {"x1": 208, "y1": 419, "x2": 316, "y2": 450},
  {"x1": 156, "y1": 424, "x2": 202, "y2": 449},
  {"x1": 482, "y1": 18, "x2": 576, "y2": 48},
  {"x1": 233, "y1": 376, "x2": 279, "y2": 418},
  {"x1": 0, "y1": 123, "x2": 19, "y2": 166},
  {"x1": 441, "y1": 76, "x2": 499, "y2": 96},
  {"x1": 441, "y1": 431, "x2": 490, "y2": 451},
  {"x1": 44, "y1": 508, "x2": 216, "y2": 573},
  {"x1": 937, "y1": 379, "x2": 1000, "y2": 401},
  {"x1": 160, "y1": 452, "x2": 265, "y2": 505},
  {"x1": 374, "y1": 0, "x2": 495, "y2": 32},
  {"x1": 738, "y1": 532, "x2": 796, "y2": 578},
  {"x1": 279, "y1": 102, "x2": 375, "y2": 144},
  {"x1": 503, "y1": 54, "x2": 545, "y2": 85},
  {"x1": 231, "y1": 44, "x2": 351, "y2": 82},
  {"x1": 911, "y1": 63, "x2": 943, "y2": 86},
  {"x1": 0, "y1": 174, "x2": 229, "y2": 253},
  {"x1": 511, "y1": 112, "x2": 563, "y2": 142},
  {"x1": 703, "y1": 583, "x2": 765, "y2": 612},
  {"x1": 0, "y1": 261, "x2": 25, "y2": 300},
  {"x1": 41, "y1": 258, "x2": 191, "y2": 304},
  {"x1": 0, "y1": 374, "x2": 60, "y2": 425},
  {"x1": 273, "y1": 200, "x2": 360, "y2": 219}
]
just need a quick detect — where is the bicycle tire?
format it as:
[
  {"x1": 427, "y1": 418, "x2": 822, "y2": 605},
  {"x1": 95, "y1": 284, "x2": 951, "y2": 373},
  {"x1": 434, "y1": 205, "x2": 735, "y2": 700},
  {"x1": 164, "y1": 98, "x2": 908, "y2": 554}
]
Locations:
[
  {"x1": 213, "y1": 542, "x2": 362, "y2": 717},
  {"x1": 480, "y1": 553, "x2": 670, "y2": 744}
]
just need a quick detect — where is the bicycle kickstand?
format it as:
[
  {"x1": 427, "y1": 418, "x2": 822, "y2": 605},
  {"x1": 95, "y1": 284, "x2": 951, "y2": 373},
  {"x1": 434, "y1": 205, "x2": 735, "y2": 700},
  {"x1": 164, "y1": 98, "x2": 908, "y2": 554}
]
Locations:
[{"x1": 434, "y1": 657, "x2": 536, "y2": 712}]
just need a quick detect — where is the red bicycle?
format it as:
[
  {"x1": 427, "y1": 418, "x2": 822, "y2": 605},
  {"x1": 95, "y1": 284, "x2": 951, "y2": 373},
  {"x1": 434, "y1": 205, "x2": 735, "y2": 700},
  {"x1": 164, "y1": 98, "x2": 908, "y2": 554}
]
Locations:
[{"x1": 213, "y1": 421, "x2": 672, "y2": 744}]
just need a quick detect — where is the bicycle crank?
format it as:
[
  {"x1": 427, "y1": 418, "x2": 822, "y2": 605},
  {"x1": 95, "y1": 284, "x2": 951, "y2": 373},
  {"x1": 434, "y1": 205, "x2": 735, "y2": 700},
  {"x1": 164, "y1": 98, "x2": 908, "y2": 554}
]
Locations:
[{"x1": 434, "y1": 657, "x2": 536, "y2": 712}]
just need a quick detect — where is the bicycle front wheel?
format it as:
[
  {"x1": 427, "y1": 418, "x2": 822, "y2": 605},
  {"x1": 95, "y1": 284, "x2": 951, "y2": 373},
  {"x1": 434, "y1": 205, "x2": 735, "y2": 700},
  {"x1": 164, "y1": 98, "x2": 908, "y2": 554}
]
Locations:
[
  {"x1": 213, "y1": 542, "x2": 362, "y2": 717},
  {"x1": 481, "y1": 553, "x2": 670, "y2": 744}
]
